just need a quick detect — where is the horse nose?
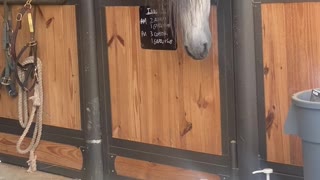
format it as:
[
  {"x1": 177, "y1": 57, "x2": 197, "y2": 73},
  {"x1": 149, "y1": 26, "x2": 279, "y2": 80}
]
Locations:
[{"x1": 184, "y1": 43, "x2": 209, "y2": 60}]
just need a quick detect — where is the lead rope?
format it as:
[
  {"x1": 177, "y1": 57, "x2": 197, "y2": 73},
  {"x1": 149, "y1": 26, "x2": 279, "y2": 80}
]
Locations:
[
  {"x1": 14, "y1": 0, "x2": 44, "y2": 173},
  {"x1": 16, "y1": 57, "x2": 43, "y2": 173}
]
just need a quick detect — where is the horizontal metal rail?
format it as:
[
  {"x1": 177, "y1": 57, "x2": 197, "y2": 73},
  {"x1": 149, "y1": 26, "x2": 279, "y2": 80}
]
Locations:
[
  {"x1": 103, "y1": 0, "x2": 217, "y2": 6},
  {"x1": 0, "y1": 0, "x2": 68, "y2": 5}
]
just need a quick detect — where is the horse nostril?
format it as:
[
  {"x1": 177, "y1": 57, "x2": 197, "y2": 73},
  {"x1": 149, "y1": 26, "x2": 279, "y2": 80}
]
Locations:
[
  {"x1": 184, "y1": 44, "x2": 209, "y2": 60},
  {"x1": 201, "y1": 43, "x2": 209, "y2": 57},
  {"x1": 185, "y1": 46, "x2": 193, "y2": 57},
  {"x1": 203, "y1": 43, "x2": 208, "y2": 53}
]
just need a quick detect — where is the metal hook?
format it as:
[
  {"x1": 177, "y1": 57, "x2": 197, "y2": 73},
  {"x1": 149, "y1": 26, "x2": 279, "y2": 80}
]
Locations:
[
  {"x1": 25, "y1": 0, "x2": 33, "y2": 5},
  {"x1": 24, "y1": 0, "x2": 33, "y2": 9}
]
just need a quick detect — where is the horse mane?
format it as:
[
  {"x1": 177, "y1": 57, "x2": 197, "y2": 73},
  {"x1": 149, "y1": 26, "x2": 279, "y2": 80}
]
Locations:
[
  {"x1": 142, "y1": 0, "x2": 177, "y2": 38},
  {"x1": 150, "y1": 0, "x2": 175, "y2": 18}
]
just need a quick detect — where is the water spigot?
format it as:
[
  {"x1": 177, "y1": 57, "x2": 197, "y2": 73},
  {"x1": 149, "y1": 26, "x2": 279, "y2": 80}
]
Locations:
[{"x1": 252, "y1": 168, "x2": 273, "y2": 180}]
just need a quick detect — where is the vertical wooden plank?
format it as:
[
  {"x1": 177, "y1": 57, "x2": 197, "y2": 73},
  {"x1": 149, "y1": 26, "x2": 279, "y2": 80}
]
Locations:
[
  {"x1": 106, "y1": 7, "x2": 221, "y2": 155},
  {"x1": 262, "y1": 3, "x2": 291, "y2": 165},
  {"x1": 0, "y1": 6, "x2": 81, "y2": 130}
]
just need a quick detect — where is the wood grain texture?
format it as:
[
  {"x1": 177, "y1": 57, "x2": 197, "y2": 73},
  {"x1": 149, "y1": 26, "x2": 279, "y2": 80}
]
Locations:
[
  {"x1": 106, "y1": 7, "x2": 221, "y2": 155},
  {"x1": 0, "y1": 132, "x2": 83, "y2": 170},
  {"x1": 262, "y1": 2, "x2": 320, "y2": 166},
  {"x1": 115, "y1": 156, "x2": 220, "y2": 180},
  {"x1": 0, "y1": 6, "x2": 81, "y2": 130}
]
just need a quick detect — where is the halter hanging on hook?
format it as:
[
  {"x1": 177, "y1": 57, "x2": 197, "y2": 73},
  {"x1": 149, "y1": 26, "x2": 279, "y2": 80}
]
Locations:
[
  {"x1": 9, "y1": 0, "x2": 38, "y2": 92},
  {"x1": 7, "y1": 0, "x2": 44, "y2": 173}
]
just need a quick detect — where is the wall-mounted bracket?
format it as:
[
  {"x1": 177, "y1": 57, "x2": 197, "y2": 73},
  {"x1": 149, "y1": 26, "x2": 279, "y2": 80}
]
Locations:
[
  {"x1": 79, "y1": 146, "x2": 88, "y2": 171},
  {"x1": 108, "y1": 154, "x2": 117, "y2": 175}
]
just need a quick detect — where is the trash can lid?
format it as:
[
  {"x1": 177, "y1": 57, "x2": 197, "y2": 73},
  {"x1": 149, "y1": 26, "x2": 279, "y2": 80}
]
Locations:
[{"x1": 292, "y1": 89, "x2": 320, "y2": 109}]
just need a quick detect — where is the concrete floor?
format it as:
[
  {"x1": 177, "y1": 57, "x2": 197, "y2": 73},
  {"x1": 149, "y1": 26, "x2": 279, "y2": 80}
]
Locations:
[{"x1": 0, "y1": 162, "x2": 73, "y2": 180}]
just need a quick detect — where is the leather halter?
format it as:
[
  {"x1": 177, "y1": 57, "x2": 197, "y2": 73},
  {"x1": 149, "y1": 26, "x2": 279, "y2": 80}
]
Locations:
[
  {"x1": 2, "y1": 2, "x2": 38, "y2": 94},
  {"x1": 0, "y1": 0, "x2": 17, "y2": 96}
]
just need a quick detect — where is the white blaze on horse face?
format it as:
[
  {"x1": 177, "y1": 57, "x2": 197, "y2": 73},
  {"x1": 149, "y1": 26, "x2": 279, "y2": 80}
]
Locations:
[{"x1": 178, "y1": 0, "x2": 211, "y2": 60}]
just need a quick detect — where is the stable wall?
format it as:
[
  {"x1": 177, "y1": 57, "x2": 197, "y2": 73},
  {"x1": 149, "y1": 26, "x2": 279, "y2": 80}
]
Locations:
[
  {"x1": 261, "y1": 2, "x2": 320, "y2": 167},
  {"x1": 0, "y1": 5, "x2": 82, "y2": 172},
  {"x1": 106, "y1": 6, "x2": 222, "y2": 156},
  {"x1": 105, "y1": 6, "x2": 223, "y2": 179}
]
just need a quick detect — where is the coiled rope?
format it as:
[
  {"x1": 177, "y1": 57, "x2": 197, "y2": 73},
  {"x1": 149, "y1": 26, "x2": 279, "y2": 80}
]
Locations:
[{"x1": 16, "y1": 56, "x2": 43, "y2": 173}]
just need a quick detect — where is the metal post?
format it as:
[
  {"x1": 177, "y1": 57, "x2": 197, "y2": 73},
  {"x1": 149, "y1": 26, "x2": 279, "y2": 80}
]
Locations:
[
  {"x1": 233, "y1": 0, "x2": 262, "y2": 180},
  {"x1": 231, "y1": 140, "x2": 239, "y2": 180},
  {"x1": 79, "y1": 0, "x2": 104, "y2": 179}
]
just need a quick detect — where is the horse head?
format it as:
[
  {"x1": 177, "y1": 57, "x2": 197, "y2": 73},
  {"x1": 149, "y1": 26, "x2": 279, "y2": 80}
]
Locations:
[{"x1": 174, "y1": 0, "x2": 212, "y2": 60}]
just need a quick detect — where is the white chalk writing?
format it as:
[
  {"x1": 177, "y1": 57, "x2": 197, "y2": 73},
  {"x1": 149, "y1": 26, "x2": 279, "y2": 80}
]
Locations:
[
  {"x1": 140, "y1": 18, "x2": 147, "y2": 25},
  {"x1": 141, "y1": 31, "x2": 147, "y2": 37},
  {"x1": 151, "y1": 38, "x2": 174, "y2": 45},
  {"x1": 146, "y1": 8, "x2": 158, "y2": 15}
]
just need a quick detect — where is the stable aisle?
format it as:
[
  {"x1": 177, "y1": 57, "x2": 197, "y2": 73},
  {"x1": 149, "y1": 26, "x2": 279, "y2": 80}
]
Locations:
[{"x1": 0, "y1": 163, "x2": 72, "y2": 180}]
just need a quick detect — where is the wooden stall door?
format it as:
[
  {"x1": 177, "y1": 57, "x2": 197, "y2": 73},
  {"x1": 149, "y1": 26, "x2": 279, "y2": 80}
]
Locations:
[
  {"x1": 106, "y1": 6, "x2": 222, "y2": 155},
  {"x1": 262, "y1": 2, "x2": 320, "y2": 166},
  {"x1": 0, "y1": 6, "x2": 81, "y2": 130},
  {"x1": 0, "y1": 5, "x2": 82, "y2": 171}
]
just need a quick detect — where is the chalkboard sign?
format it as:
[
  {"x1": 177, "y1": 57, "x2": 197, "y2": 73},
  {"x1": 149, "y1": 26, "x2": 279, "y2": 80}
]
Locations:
[{"x1": 139, "y1": 5, "x2": 177, "y2": 50}]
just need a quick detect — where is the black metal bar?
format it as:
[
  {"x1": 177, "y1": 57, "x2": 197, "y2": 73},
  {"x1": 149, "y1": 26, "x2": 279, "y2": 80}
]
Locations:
[
  {"x1": 114, "y1": 139, "x2": 229, "y2": 165},
  {"x1": 0, "y1": 0, "x2": 68, "y2": 5},
  {"x1": 110, "y1": 146, "x2": 232, "y2": 177},
  {"x1": 270, "y1": 174, "x2": 304, "y2": 180},
  {"x1": 108, "y1": 154, "x2": 116, "y2": 175},
  {"x1": 217, "y1": 0, "x2": 237, "y2": 157},
  {"x1": 261, "y1": 162, "x2": 303, "y2": 177},
  {"x1": 253, "y1": 2, "x2": 267, "y2": 162},
  {"x1": 258, "y1": 0, "x2": 320, "y2": 3},
  {"x1": 0, "y1": 153, "x2": 84, "y2": 179},
  {"x1": 0, "y1": 118, "x2": 85, "y2": 147},
  {"x1": 94, "y1": 1, "x2": 112, "y2": 178},
  {"x1": 78, "y1": 0, "x2": 104, "y2": 179},
  {"x1": 102, "y1": 0, "x2": 218, "y2": 6},
  {"x1": 107, "y1": 174, "x2": 135, "y2": 180},
  {"x1": 230, "y1": 140, "x2": 239, "y2": 180},
  {"x1": 111, "y1": 139, "x2": 230, "y2": 165},
  {"x1": 223, "y1": 0, "x2": 237, "y2": 147},
  {"x1": 0, "y1": 118, "x2": 83, "y2": 137},
  {"x1": 0, "y1": 124, "x2": 84, "y2": 147},
  {"x1": 103, "y1": 0, "x2": 147, "y2": 6},
  {"x1": 231, "y1": 140, "x2": 237, "y2": 169},
  {"x1": 233, "y1": 0, "x2": 261, "y2": 180}
]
